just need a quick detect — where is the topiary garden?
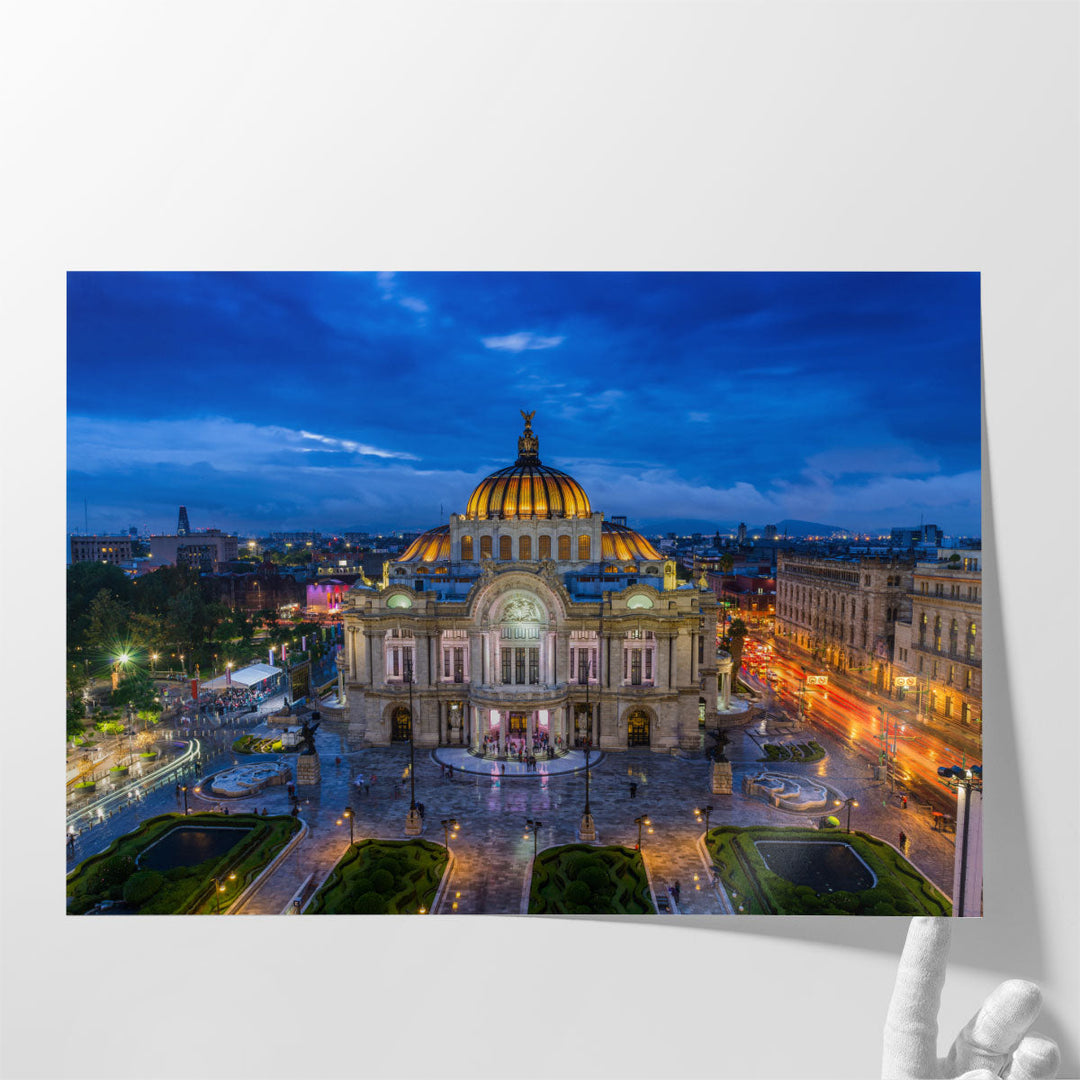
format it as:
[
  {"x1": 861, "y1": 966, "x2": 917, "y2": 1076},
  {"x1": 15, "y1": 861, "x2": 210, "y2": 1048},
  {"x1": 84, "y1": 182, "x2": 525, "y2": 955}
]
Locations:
[
  {"x1": 307, "y1": 839, "x2": 449, "y2": 915},
  {"x1": 528, "y1": 844, "x2": 654, "y2": 915}
]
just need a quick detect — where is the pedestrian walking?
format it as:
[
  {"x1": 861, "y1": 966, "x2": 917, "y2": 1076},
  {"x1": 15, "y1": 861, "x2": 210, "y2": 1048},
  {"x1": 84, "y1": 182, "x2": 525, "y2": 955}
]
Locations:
[
  {"x1": 673, "y1": 881, "x2": 681, "y2": 906},
  {"x1": 899, "y1": 830, "x2": 907, "y2": 851},
  {"x1": 901, "y1": 795, "x2": 908, "y2": 810},
  {"x1": 629, "y1": 782, "x2": 638, "y2": 799}
]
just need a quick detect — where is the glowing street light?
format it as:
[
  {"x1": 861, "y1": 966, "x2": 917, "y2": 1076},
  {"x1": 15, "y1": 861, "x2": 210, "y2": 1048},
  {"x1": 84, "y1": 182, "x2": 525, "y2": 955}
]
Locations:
[
  {"x1": 694, "y1": 805, "x2": 714, "y2": 834},
  {"x1": 634, "y1": 814, "x2": 652, "y2": 851},
  {"x1": 833, "y1": 796, "x2": 859, "y2": 833},
  {"x1": 442, "y1": 818, "x2": 459, "y2": 850},
  {"x1": 524, "y1": 818, "x2": 542, "y2": 857},
  {"x1": 213, "y1": 871, "x2": 237, "y2": 914}
]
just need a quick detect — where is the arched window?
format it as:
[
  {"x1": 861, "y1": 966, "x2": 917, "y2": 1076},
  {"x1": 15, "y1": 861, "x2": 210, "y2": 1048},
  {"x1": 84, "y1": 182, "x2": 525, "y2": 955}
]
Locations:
[
  {"x1": 557, "y1": 534, "x2": 571, "y2": 560},
  {"x1": 934, "y1": 616, "x2": 942, "y2": 652},
  {"x1": 460, "y1": 535, "x2": 473, "y2": 560},
  {"x1": 480, "y1": 535, "x2": 492, "y2": 560},
  {"x1": 499, "y1": 535, "x2": 512, "y2": 560},
  {"x1": 519, "y1": 535, "x2": 531, "y2": 560},
  {"x1": 577, "y1": 534, "x2": 590, "y2": 560},
  {"x1": 949, "y1": 619, "x2": 958, "y2": 655},
  {"x1": 538, "y1": 535, "x2": 551, "y2": 560},
  {"x1": 967, "y1": 621, "x2": 977, "y2": 659}
]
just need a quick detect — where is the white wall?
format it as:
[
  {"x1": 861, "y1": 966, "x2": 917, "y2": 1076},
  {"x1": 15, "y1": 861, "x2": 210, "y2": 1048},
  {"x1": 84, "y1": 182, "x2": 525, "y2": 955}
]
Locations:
[{"x1": 2, "y1": 3, "x2": 1076, "y2": 1077}]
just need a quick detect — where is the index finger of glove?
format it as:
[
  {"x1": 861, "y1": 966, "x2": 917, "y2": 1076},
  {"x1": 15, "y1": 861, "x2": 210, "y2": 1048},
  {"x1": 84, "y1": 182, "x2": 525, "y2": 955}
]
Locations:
[{"x1": 883, "y1": 918, "x2": 952, "y2": 1078}]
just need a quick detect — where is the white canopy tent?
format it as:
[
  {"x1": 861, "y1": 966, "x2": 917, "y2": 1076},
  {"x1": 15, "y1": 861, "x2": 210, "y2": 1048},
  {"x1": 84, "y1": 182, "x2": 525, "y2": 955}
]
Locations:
[{"x1": 202, "y1": 663, "x2": 282, "y2": 691}]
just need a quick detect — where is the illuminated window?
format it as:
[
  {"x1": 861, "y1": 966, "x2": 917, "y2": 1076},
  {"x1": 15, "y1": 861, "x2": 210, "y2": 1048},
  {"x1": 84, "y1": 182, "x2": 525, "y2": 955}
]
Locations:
[
  {"x1": 577, "y1": 535, "x2": 590, "y2": 560},
  {"x1": 461, "y1": 536, "x2": 473, "y2": 560},
  {"x1": 499, "y1": 535, "x2": 512, "y2": 560},
  {"x1": 480, "y1": 536, "x2": 492, "y2": 559},
  {"x1": 558, "y1": 535, "x2": 571, "y2": 560},
  {"x1": 538, "y1": 535, "x2": 551, "y2": 560},
  {"x1": 519, "y1": 535, "x2": 531, "y2": 560}
]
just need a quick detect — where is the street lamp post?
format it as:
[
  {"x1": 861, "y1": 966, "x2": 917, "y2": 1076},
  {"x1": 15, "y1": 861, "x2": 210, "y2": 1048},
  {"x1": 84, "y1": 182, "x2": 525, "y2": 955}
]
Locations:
[
  {"x1": 695, "y1": 805, "x2": 714, "y2": 835},
  {"x1": 634, "y1": 814, "x2": 652, "y2": 851},
  {"x1": 579, "y1": 655, "x2": 597, "y2": 841},
  {"x1": 181, "y1": 784, "x2": 189, "y2": 814},
  {"x1": 343, "y1": 806, "x2": 354, "y2": 845},
  {"x1": 524, "y1": 818, "x2": 542, "y2": 858},
  {"x1": 833, "y1": 796, "x2": 859, "y2": 833},
  {"x1": 441, "y1": 818, "x2": 459, "y2": 850},
  {"x1": 212, "y1": 872, "x2": 237, "y2": 914},
  {"x1": 404, "y1": 656, "x2": 422, "y2": 836}
]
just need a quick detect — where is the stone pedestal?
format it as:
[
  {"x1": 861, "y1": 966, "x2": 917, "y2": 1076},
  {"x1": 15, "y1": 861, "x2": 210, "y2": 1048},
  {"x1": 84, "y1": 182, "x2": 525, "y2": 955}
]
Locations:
[
  {"x1": 711, "y1": 760, "x2": 733, "y2": 795},
  {"x1": 578, "y1": 812, "x2": 596, "y2": 841},
  {"x1": 296, "y1": 753, "x2": 322, "y2": 786},
  {"x1": 404, "y1": 808, "x2": 424, "y2": 836}
]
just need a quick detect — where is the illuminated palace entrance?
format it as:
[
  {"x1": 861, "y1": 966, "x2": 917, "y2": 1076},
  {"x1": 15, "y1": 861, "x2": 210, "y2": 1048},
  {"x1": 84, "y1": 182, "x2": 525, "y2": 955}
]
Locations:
[
  {"x1": 482, "y1": 708, "x2": 553, "y2": 752},
  {"x1": 391, "y1": 706, "x2": 412, "y2": 742},
  {"x1": 627, "y1": 710, "x2": 650, "y2": 747}
]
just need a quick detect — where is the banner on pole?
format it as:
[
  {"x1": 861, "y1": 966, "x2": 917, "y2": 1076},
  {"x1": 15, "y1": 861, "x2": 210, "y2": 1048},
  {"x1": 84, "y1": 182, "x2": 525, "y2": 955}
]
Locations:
[{"x1": 190, "y1": 679, "x2": 199, "y2": 701}]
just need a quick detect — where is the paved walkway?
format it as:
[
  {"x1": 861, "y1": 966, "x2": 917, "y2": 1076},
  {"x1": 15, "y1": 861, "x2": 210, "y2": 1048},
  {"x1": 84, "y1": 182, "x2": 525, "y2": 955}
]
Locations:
[{"x1": 67, "y1": 690, "x2": 959, "y2": 914}]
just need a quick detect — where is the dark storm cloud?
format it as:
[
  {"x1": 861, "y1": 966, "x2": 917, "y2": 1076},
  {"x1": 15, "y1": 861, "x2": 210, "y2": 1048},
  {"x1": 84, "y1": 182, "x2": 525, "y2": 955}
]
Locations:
[{"x1": 67, "y1": 271, "x2": 981, "y2": 535}]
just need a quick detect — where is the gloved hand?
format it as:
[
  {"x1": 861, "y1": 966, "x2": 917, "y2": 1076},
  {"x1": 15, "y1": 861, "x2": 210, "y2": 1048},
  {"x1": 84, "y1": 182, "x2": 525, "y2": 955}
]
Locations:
[{"x1": 883, "y1": 918, "x2": 1060, "y2": 1079}]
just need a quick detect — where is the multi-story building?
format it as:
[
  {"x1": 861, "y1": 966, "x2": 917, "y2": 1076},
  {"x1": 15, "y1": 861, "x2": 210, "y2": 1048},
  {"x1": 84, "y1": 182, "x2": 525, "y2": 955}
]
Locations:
[
  {"x1": 775, "y1": 553, "x2": 913, "y2": 691},
  {"x1": 892, "y1": 549, "x2": 982, "y2": 728},
  {"x1": 705, "y1": 573, "x2": 776, "y2": 627},
  {"x1": 142, "y1": 530, "x2": 239, "y2": 572},
  {"x1": 340, "y1": 413, "x2": 718, "y2": 751},
  {"x1": 70, "y1": 535, "x2": 133, "y2": 566}
]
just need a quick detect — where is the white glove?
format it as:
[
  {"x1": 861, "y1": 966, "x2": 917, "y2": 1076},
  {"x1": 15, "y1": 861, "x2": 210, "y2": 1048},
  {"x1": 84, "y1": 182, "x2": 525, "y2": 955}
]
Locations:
[{"x1": 883, "y1": 918, "x2": 1060, "y2": 1079}]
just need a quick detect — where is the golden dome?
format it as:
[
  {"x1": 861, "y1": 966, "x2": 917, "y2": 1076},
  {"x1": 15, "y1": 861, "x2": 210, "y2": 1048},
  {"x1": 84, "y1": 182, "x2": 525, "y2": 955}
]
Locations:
[
  {"x1": 397, "y1": 525, "x2": 451, "y2": 563},
  {"x1": 465, "y1": 412, "x2": 592, "y2": 521},
  {"x1": 601, "y1": 521, "x2": 662, "y2": 561}
]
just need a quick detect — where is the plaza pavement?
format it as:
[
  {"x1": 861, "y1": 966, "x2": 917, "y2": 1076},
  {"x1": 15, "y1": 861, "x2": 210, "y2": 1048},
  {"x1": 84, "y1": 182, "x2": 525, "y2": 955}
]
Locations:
[
  {"x1": 220, "y1": 708, "x2": 958, "y2": 916},
  {"x1": 66, "y1": 689, "x2": 959, "y2": 915}
]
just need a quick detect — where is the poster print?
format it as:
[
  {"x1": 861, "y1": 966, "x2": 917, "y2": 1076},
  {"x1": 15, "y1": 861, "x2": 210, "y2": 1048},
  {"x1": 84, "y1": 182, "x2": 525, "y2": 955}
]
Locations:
[{"x1": 66, "y1": 272, "x2": 981, "y2": 916}]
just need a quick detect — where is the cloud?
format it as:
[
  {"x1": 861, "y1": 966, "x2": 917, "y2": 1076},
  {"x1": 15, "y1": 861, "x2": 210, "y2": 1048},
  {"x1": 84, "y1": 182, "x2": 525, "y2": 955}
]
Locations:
[
  {"x1": 688, "y1": 412, "x2": 710, "y2": 423},
  {"x1": 481, "y1": 331, "x2": 566, "y2": 352},
  {"x1": 297, "y1": 430, "x2": 419, "y2": 460},
  {"x1": 66, "y1": 415, "x2": 419, "y2": 474}
]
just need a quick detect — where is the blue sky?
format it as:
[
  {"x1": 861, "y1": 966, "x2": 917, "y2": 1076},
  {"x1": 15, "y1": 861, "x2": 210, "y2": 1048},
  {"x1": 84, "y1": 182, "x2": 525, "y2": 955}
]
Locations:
[{"x1": 67, "y1": 271, "x2": 981, "y2": 536}]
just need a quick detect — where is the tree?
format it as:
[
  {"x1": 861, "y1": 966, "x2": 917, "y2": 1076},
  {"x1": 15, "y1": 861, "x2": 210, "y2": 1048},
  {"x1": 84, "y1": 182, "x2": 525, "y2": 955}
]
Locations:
[
  {"x1": 728, "y1": 619, "x2": 749, "y2": 676},
  {"x1": 719, "y1": 554, "x2": 734, "y2": 574},
  {"x1": 86, "y1": 589, "x2": 129, "y2": 657},
  {"x1": 112, "y1": 665, "x2": 158, "y2": 711}
]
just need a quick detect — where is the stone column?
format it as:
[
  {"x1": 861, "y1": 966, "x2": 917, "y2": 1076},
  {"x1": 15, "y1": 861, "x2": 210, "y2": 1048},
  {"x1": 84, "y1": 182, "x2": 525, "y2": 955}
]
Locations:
[
  {"x1": 499, "y1": 710, "x2": 507, "y2": 750},
  {"x1": 527, "y1": 710, "x2": 535, "y2": 748}
]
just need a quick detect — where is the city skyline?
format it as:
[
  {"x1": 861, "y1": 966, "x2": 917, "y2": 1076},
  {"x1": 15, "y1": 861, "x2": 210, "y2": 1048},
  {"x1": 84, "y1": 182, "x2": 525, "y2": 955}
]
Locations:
[{"x1": 68, "y1": 271, "x2": 982, "y2": 536}]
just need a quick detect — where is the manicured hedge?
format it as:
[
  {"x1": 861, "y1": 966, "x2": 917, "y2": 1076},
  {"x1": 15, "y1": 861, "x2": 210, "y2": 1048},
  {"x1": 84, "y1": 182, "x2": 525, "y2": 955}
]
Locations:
[
  {"x1": 528, "y1": 844, "x2": 653, "y2": 915},
  {"x1": 759, "y1": 742, "x2": 826, "y2": 763},
  {"x1": 308, "y1": 839, "x2": 448, "y2": 915},
  {"x1": 67, "y1": 812, "x2": 300, "y2": 915},
  {"x1": 705, "y1": 826, "x2": 951, "y2": 916}
]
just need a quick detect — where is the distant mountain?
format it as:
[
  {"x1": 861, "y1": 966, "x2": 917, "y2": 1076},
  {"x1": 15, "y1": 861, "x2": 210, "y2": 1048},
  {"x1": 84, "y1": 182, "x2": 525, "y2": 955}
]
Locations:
[
  {"x1": 629, "y1": 517, "x2": 854, "y2": 538},
  {"x1": 750, "y1": 519, "x2": 854, "y2": 538}
]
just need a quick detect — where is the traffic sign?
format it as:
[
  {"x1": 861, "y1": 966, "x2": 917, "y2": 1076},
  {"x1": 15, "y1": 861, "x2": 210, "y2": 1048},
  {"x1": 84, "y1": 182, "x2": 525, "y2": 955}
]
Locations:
[
  {"x1": 806, "y1": 675, "x2": 828, "y2": 685},
  {"x1": 894, "y1": 676, "x2": 917, "y2": 688}
]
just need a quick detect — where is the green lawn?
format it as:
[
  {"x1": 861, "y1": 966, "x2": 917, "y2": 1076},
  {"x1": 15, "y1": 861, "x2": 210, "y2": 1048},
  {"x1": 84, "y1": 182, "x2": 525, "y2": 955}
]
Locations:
[
  {"x1": 307, "y1": 839, "x2": 448, "y2": 914},
  {"x1": 706, "y1": 826, "x2": 951, "y2": 916},
  {"x1": 529, "y1": 844, "x2": 654, "y2": 915},
  {"x1": 67, "y1": 812, "x2": 300, "y2": 915}
]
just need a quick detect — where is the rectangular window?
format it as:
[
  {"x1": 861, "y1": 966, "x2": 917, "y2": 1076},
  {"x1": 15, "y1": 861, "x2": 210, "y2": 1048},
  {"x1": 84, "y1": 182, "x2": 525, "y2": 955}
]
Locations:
[
  {"x1": 645, "y1": 650, "x2": 653, "y2": 680},
  {"x1": 501, "y1": 649, "x2": 511, "y2": 684},
  {"x1": 454, "y1": 648, "x2": 464, "y2": 683},
  {"x1": 631, "y1": 650, "x2": 642, "y2": 686},
  {"x1": 570, "y1": 648, "x2": 576, "y2": 681},
  {"x1": 443, "y1": 651, "x2": 451, "y2": 679},
  {"x1": 515, "y1": 648, "x2": 526, "y2": 684},
  {"x1": 528, "y1": 648, "x2": 539, "y2": 685}
]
